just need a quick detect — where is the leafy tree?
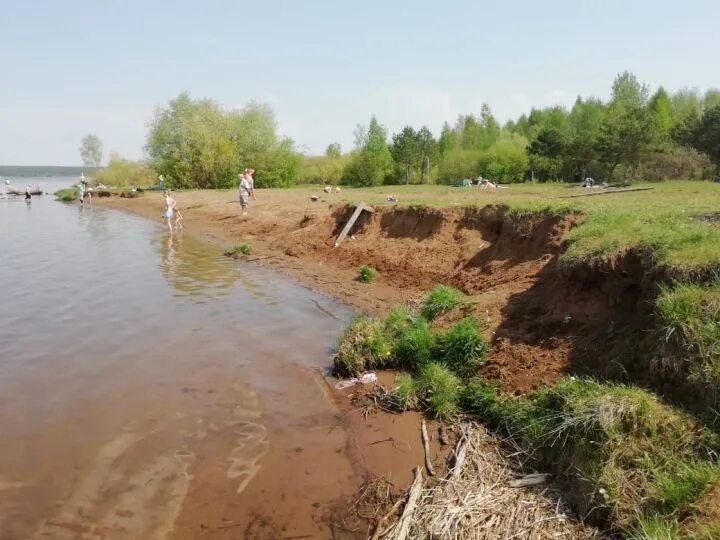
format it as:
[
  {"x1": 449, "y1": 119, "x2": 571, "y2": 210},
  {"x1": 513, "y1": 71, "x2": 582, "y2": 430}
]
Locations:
[
  {"x1": 478, "y1": 134, "x2": 528, "y2": 183},
  {"x1": 416, "y1": 126, "x2": 439, "y2": 183},
  {"x1": 649, "y1": 87, "x2": 675, "y2": 141},
  {"x1": 80, "y1": 134, "x2": 103, "y2": 167},
  {"x1": 528, "y1": 128, "x2": 566, "y2": 181},
  {"x1": 595, "y1": 72, "x2": 654, "y2": 180},
  {"x1": 566, "y1": 97, "x2": 605, "y2": 181},
  {"x1": 671, "y1": 89, "x2": 702, "y2": 124},
  {"x1": 438, "y1": 122, "x2": 456, "y2": 156},
  {"x1": 677, "y1": 104, "x2": 720, "y2": 175},
  {"x1": 390, "y1": 126, "x2": 421, "y2": 184},
  {"x1": 704, "y1": 89, "x2": 720, "y2": 112},
  {"x1": 343, "y1": 116, "x2": 394, "y2": 186},
  {"x1": 326, "y1": 143, "x2": 342, "y2": 159},
  {"x1": 146, "y1": 93, "x2": 300, "y2": 188}
]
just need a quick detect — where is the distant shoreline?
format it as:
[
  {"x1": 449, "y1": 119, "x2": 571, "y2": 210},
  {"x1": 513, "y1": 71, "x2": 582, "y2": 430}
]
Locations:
[{"x1": 0, "y1": 165, "x2": 100, "y2": 177}]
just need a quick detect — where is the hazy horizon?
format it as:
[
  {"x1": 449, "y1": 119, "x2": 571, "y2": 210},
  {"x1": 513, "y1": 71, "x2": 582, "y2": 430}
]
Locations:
[{"x1": 3, "y1": 0, "x2": 719, "y2": 165}]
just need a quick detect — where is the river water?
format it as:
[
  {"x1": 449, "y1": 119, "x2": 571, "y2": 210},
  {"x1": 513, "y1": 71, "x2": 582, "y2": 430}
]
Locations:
[{"x1": 0, "y1": 178, "x2": 362, "y2": 539}]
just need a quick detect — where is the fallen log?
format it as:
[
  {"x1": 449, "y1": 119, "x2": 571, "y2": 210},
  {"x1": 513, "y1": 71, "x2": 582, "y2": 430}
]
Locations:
[
  {"x1": 450, "y1": 423, "x2": 471, "y2": 479},
  {"x1": 554, "y1": 187, "x2": 653, "y2": 199}
]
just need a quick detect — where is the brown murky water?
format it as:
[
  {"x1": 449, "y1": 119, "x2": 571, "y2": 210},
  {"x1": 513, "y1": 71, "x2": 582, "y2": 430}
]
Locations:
[{"x1": 0, "y1": 179, "x2": 365, "y2": 539}]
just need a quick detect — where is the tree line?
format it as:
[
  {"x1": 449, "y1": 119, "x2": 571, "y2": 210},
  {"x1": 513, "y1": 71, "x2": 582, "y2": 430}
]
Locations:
[{"x1": 90, "y1": 72, "x2": 720, "y2": 188}]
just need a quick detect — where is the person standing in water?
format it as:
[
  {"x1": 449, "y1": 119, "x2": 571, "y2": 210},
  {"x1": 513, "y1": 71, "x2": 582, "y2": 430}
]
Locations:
[
  {"x1": 163, "y1": 190, "x2": 177, "y2": 233},
  {"x1": 238, "y1": 168, "x2": 255, "y2": 216},
  {"x1": 24, "y1": 185, "x2": 31, "y2": 202}
]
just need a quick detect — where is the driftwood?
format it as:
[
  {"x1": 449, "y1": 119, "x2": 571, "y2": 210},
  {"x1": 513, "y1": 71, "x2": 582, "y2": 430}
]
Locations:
[
  {"x1": 438, "y1": 425, "x2": 450, "y2": 446},
  {"x1": 392, "y1": 467, "x2": 423, "y2": 540},
  {"x1": 508, "y1": 473, "x2": 550, "y2": 488},
  {"x1": 554, "y1": 187, "x2": 653, "y2": 199},
  {"x1": 421, "y1": 419, "x2": 436, "y2": 477}
]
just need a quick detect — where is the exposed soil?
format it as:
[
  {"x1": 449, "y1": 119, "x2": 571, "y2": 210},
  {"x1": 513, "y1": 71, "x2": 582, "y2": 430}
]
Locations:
[{"x1": 99, "y1": 190, "x2": 657, "y2": 396}]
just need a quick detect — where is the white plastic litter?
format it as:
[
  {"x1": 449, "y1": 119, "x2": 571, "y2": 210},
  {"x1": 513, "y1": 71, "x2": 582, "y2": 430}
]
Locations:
[{"x1": 335, "y1": 372, "x2": 378, "y2": 390}]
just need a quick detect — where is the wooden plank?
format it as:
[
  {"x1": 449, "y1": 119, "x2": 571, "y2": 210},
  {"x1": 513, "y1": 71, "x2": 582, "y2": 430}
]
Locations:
[
  {"x1": 333, "y1": 202, "x2": 373, "y2": 247},
  {"x1": 554, "y1": 187, "x2": 653, "y2": 199}
]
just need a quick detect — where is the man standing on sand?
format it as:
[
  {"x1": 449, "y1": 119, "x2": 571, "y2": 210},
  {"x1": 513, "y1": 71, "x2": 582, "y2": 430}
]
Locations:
[{"x1": 238, "y1": 168, "x2": 255, "y2": 216}]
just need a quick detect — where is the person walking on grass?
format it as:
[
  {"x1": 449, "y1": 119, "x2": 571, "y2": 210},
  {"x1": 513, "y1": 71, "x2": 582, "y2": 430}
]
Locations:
[
  {"x1": 238, "y1": 168, "x2": 255, "y2": 216},
  {"x1": 163, "y1": 190, "x2": 177, "y2": 233}
]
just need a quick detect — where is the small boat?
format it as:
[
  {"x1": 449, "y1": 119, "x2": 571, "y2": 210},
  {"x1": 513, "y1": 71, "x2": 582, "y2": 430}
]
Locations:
[{"x1": 7, "y1": 186, "x2": 42, "y2": 196}]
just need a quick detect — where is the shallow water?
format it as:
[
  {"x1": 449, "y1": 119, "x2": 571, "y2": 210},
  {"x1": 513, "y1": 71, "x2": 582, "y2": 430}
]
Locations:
[{"x1": 0, "y1": 178, "x2": 361, "y2": 538}]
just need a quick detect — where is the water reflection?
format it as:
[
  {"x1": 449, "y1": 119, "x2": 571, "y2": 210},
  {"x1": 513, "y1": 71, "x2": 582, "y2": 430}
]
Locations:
[{"x1": 154, "y1": 232, "x2": 241, "y2": 300}]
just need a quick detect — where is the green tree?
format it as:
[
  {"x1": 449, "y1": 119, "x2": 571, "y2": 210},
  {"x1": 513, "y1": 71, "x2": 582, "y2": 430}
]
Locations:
[
  {"x1": 704, "y1": 89, "x2": 720, "y2": 112},
  {"x1": 438, "y1": 122, "x2": 456, "y2": 156},
  {"x1": 416, "y1": 126, "x2": 439, "y2": 183},
  {"x1": 649, "y1": 87, "x2": 675, "y2": 141},
  {"x1": 80, "y1": 134, "x2": 103, "y2": 167},
  {"x1": 391, "y1": 126, "x2": 421, "y2": 184},
  {"x1": 566, "y1": 97, "x2": 605, "y2": 181},
  {"x1": 678, "y1": 104, "x2": 720, "y2": 175},
  {"x1": 528, "y1": 128, "x2": 566, "y2": 181},
  {"x1": 326, "y1": 143, "x2": 342, "y2": 159},
  {"x1": 671, "y1": 89, "x2": 702, "y2": 124},
  {"x1": 595, "y1": 72, "x2": 654, "y2": 180},
  {"x1": 343, "y1": 116, "x2": 394, "y2": 186}
]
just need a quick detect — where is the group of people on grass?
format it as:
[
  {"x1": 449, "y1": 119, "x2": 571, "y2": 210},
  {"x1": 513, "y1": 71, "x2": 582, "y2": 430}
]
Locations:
[{"x1": 161, "y1": 168, "x2": 255, "y2": 233}]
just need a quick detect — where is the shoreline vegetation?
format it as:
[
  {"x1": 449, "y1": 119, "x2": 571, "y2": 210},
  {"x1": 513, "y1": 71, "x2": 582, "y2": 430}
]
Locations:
[{"x1": 93, "y1": 179, "x2": 720, "y2": 538}]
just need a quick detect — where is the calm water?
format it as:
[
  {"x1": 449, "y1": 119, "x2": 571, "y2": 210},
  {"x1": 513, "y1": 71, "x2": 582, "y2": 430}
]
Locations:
[{"x1": 0, "y1": 177, "x2": 359, "y2": 539}]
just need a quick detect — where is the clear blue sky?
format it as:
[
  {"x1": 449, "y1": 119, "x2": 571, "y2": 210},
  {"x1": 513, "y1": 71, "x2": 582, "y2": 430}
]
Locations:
[{"x1": 1, "y1": 0, "x2": 718, "y2": 165}]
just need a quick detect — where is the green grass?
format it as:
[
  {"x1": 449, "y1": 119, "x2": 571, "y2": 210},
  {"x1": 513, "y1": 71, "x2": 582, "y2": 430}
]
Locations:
[
  {"x1": 420, "y1": 285, "x2": 467, "y2": 320},
  {"x1": 462, "y1": 377, "x2": 720, "y2": 536},
  {"x1": 393, "y1": 318, "x2": 435, "y2": 369},
  {"x1": 393, "y1": 372, "x2": 419, "y2": 411},
  {"x1": 656, "y1": 280, "x2": 720, "y2": 394},
  {"x1": 418, "y1": 362, "x2": 461, "y2": 419},
  {"x1": 382, "y1": 306, "x2": 414, "y2": 338},
  {"x1": 433, "y1": 317, "x2": 488, "y2": 376},
  {"x1": 334, "y1": 315, "x2": 392, "y2": 376},
  {"x1": 54, "y1": 188, "x2": 77, "y2": 202},
  {"x1": 358, "y1": 264, "x2": 377, "y2": 283},
  {"x1": 225, "y1": 243, "x2": 251, "y2": 256}
]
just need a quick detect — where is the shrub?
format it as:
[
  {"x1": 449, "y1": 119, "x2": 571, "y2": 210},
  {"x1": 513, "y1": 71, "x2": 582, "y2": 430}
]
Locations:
[
  {"x1": 95, "y1": 155, "x2": 155, "y2": 188},
  {"x1": 418, "y1": 362, "x2": 461, "y2": 419},
  {"x1": 358, "y1": 265, "x2": 377, "y2": 283},
  {"x1": 334, "y1": 315, "x2": 392, "y2": 376},
  {"x1": 54, "y1": 188, "x2": 77, "y2": 202},
  {"x1": 420, "y1": 285, "x2": 467, "y2": 321},
  {"x1": 393, "y1": 373, "x2": 419, "y2": 411},
  {"x1": 433, "y1": 317, "x2": 488, "y2": 376},
  {"x1": 393, "y1": 318, "x2": 435, "y2": 370}
]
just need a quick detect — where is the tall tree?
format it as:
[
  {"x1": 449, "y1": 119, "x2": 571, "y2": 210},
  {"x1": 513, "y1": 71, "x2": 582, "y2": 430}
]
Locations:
[
  {"x1": 325, "y1": 143, "x2": 342, "y2": 159},
  {"x1": 649, "y1": 87, "x2": 675, "y2": 141},
  {"x1": 416, "y1": 126, "x2": 439, "y2": 183},
  {"x1": 343, "y1": 116, "x2": 393, "y2": 186},
  {"x1": 390, "y1": 126, "x2": 421, "y2": 184},
  {"x1": 566, "y1": 97, "x2": 605, "y2": 180},
  {"x1": 677, "y1": 104, "x2": 720, "y2": 175},
  {"x1": 438, "y1": 122, "x2": 456, "y2": 156},
  {"x1": 79, "y1": 134, "x2": 103, "y2": 167}
]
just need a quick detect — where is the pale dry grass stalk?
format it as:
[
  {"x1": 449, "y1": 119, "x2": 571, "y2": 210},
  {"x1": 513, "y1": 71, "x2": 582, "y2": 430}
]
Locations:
[{"x1": 386, "y1": 425, "x2": 601, "y2": 540}]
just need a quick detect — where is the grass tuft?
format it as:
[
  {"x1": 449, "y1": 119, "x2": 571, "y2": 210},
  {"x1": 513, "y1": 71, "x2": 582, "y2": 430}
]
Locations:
[
  {"x1": 225, "y1": 243, "x2": 251, "y2": 256},
  {"x1": 54, "y1": 188, "x2": 77, "y2": 202},
  {"x1": 334, "y1": 315, "x2": 392, "y2": 376},
  {"x1": 358, "y1": 264, "x2": 377, "y2": 283},
  {"x1": 393, "y1": 372, "x2": 420, "y2": 411},
  {"x1": 393, "y1": 318, "x2": 435, "y2": 370},
  {"x1": 418, "y1": 362, "x2": 461, "y2": 419},
  {"x1": 433, "y1": 317, "x2": 488, "y2": 376},
  {"x1": 420, "y1": 284, "x2": 467, "y2": 320}
]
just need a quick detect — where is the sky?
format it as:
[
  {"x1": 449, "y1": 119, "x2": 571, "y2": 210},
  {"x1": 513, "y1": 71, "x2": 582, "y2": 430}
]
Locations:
[{"x1": 1, "y1": 0, "x2": 719, "y2": 165}]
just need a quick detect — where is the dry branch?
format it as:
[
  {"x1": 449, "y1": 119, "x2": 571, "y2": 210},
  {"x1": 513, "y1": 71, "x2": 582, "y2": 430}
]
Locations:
[
  {"x1": 392, "y1": 467, "x2": 423, "y2": 540},
  {"x1": 421, "y1": 419, "x2": 435, "y2": 477}
]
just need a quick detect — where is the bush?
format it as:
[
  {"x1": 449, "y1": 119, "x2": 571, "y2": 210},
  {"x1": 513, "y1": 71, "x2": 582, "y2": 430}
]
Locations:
[
  {"x1": 420, "y1": 285, "x2": 467, "y2": 320},
  {"x1": 334, "y1": 315, "x2": 392, "y2": 376},
  {"x1": 54, "y1": 188, "x2": 77, "y2": 202},
  {"x1": 358, "y1": 265, "x2": 377, "y2": 283},
  {"x1": 418, "y1": 362, "x2": 461, "y2": 418},
  {"x1": 393, "y1": 318, "x2": 435, "y2": 369},
  {"x1": 95, "y1": 155, "x2": 155, "y2": 188},
  {"x1": 433, "y1": 317, "x2": 488, "y2": 376}
]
